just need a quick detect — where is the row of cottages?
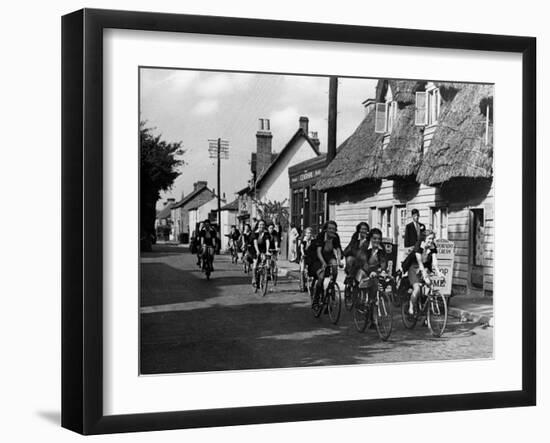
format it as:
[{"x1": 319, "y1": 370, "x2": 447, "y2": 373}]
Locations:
[
  {"x1": 236, "y1": 116, "x2": 322, "y2": 257},
  {"x1": 170, "y1": 181, "x2": 216, "y2": 243},
  {"x1": 315, "y1": 79, "x2": 494, "y2": 297}
]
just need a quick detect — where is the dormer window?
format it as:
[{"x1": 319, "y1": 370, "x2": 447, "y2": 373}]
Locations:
[
  {"x1": 374, "y1": 100, "x2": 397, "y2": 134},
  {"x1": 415, "y1": 85, "x2": 441, "y2": 126}
]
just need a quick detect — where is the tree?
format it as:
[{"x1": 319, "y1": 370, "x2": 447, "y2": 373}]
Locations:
[
  {"x1": 140, "y1": 122, "x2": 184, "y2": 251},
  {"x1": 253, "y1": 198, "x2": 290, "y2": 231}
]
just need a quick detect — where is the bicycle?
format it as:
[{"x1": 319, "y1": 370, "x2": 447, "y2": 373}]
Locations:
[
  {"x1": 352, "y1": 274, "x2": 393, "y2": 340},
  {"x1": 311, "y1": 264, "x2": 342, "y2": 325},
  {"x1": 253, "y1": 253, "x2": 270, "y2": 297},
  {"x1": 201, "y1": 246, "x2": 214, "y2": 280},
  {"x1": 267, "y1": 249, "x2": 279, "y2": 287},
  {"x1": 242, "y1": 248, "x2": 252, "y2": 274},
  {"x1": 299, "y1": 259, "x2": 310, "y2": 293},
  {"x1": 229, "y1": 240, "x2": 239, "y2": 264},
  {"x1": 400, "y1": 272, "x2": 448, "y2": 337},
  {"x1": 344, "y1": 275, "x2": 359, "y2": 312}
]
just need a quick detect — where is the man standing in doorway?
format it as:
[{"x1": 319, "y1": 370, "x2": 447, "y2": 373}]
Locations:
[{"x1": 404, "y1": 208, "x2": 426, "y2": 248}]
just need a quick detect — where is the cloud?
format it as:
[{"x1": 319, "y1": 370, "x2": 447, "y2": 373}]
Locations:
[
  {"x1": 270, "y1": 106, "x2": 300, "y2": 129},
  {"x1": 196, "y1": 73, "x2": 253, "y2": 97},
  {"x1": 193, "y1": 99, "x2": 219, "y2": 115}
]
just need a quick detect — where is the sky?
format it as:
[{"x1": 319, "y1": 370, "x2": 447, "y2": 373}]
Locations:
[{"x1": 139, "y1": 68, "x2": 377, "y2": 209}]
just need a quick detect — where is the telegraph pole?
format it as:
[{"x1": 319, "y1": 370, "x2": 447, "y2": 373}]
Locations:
[
  {"x1": 217, "y1": 138, "x2": 221, "y2": 227},
  {"x1": 326, "y1": 76, "x2": 338, "y2": 218},
  {"x1": 208, "y1": 138, "x2": 229, "y2": 228}
]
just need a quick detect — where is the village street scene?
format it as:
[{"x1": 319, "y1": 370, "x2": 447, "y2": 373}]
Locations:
[{"x1": 140, "y1": 71, "x2": 494, "y2": 375}]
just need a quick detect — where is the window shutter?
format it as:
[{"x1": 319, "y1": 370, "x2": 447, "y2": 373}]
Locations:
[
  {"x1": 415, "y1": 92, "x2": 428, "y2": 126},
  {"x1": 375, "y1": 102, "x2": 387, "y2": 133}
]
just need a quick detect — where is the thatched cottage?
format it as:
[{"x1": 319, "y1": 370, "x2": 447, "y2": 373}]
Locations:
[{"x1": 316, "y1": 79, "x2": 494, "y2": 297}]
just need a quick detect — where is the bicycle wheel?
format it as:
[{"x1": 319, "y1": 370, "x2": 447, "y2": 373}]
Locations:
[
  {"x1": 401, "y1": 296, "x2": 418, "y2": 329},
  {"x1": 312, "y1": 286, "x2": 323, "y2": 318},
  {"x1": 299, "y1": 270, "x2": 307, "y2": 292},
  {"x1": 389, "y1": 281, "x2": 401, "y2": 308},
  {"x1": 344, "y1": 283, "x2": 354, "y2": 311},
  {"x1": 427, "y1": 292, "x2": 448, "y2": 337},
  {"x1": 327, "y1": 283, "x2": 342, "y2": 324},
  {"x1": 253, "y1": 269, "x2": 259, "y2": 293},
  {"x1": 375, "y1": 292, "x2": 393, "y2": 341},
  {"x1": 353, "y1": 289, "x2": 371, "y2": 332},
  {"x1": 261, "y1": 268, "x2": 269, "y2": 297}
]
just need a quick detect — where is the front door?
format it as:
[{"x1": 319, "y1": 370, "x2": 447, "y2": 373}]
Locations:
[{"x1": 470, "y1": 208, "x2": 485, "y2": 289}]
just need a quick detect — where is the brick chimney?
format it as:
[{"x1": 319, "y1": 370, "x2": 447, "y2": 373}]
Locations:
[
  {"x1": 193, "y1": 181, "x2": 207, "y2": 191},
  {"x1": 256, "y1": 118, "x2": 272, "y2": 177},
  {"x1": 309, "y1": 131, "x2": 321, "y2": 150},
  {"x1": 299, "y1": 116, "x2": 309, "y2": 134}
]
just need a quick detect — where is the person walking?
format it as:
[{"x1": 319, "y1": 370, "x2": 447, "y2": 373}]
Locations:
[
  {"x1": 404, "y1": 208, "x2": 426, "y2": 248},
  {"x1": 288, "y1": 223, "x2": 299, "y2": 262}
]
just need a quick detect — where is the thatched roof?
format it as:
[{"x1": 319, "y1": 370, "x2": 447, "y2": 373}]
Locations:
[
  {"x1": 316, "y1": 80, "x2": 423, "y2": 190},
  {"x1": 416, "y1": 83, "x2": 494, "y2": 185},
  {"x1": 315, "y1": 111, "x2": 384, "y2": 191}
]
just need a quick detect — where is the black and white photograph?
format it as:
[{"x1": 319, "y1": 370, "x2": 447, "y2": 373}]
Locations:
[{"x1": 139, "y1": 69, "x2": 494, "y2": 375}]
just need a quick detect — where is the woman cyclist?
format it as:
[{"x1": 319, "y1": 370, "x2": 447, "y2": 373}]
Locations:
[
  {"x1": 343, "y1": 222, "x2": 370, "y2": 284},
  {"x1": 240, "y1": 223, "x2": 254, "y2": 268},
  {"x1": 353, "y1": 228, "x2": 388, "y2": 301},
  {"x1": 405, "y1": 229, "x2": 442, "y2": 315},
  {"x1": 299, "y1": 227, "x2": 314, "y2": 287},
  {"x1": 309, "y1": 220, "x2": 343, "y2": 308},
  {"x1": 252, "y1": 219, "x2": 271, "y2": 287}
]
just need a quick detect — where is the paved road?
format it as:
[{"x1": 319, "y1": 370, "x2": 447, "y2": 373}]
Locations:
[{"x1": 140, "y1": 244, "x2": 493, "y2": 374}]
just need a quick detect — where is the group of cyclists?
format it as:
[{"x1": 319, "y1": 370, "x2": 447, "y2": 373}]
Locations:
[{"x1": 192, "y1": 213, "x2": 445, "y2": 333}]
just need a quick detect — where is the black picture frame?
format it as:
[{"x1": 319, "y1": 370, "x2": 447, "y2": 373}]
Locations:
[{"x1": 62, "y1": 8, "x2": 536, "y2": 435}]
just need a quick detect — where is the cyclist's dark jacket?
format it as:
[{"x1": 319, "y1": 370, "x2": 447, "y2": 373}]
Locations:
[
  {"x1": 312, "y1": 232, "x2": 342, "y2": 263},
  {"x1": 269, "y1": 230, "x2": 280, "y2": 249},
  {"x1": 355, "y1": 242, "x2": 387, "y2": 274},
  {"x1": 229, "y1": 229, "x2": 241, "y2": 241},
  {"x1": 200, "y1": 227, "x2": 217, "y2": 247},
  {"x1": 253, "y1": 230, "x2": 271, "y2": 254},
  {"x1": 402, "y1": 240, "x2": 438, "y2": 272},
  {"x1": 343, "y1": 234, "x2": 370, "y2": 258}
]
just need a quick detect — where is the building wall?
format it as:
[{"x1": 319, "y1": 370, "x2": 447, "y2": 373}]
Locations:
[
  {"x1": 328, "y1": 178, "x2": 494, "y2": 296},
  {"x1": 187, "y1": 198, "x2": 220, "y2": 234},
  {"x1": 256, "y1": 139, "x2": 318, "y2": 204},
  {"x1": 219, "y1": 210, "x2": 238, "y2": 251}
]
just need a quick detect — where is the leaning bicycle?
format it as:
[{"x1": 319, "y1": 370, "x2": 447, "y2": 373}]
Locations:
[{"x1": 400, "y1": 273, "x2": 448, "y2": 337}]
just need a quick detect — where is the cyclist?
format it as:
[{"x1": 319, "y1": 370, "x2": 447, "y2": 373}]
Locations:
[
  {"x1": 353, "y1": 228, "x2": 388, "y2": 301},
  {"x1": 309, "y1": 220, "x2": 343, "y2": 309},
  {"x1": 251, "y1": 219, "x2": 271, "y2": 287},
  {"x1": 227, "y1": 225, "x2": 241, "y2": 259},
  {"x1": 299, "y1": 227, "x2": 313, "y2": 271},
  {"x1": 266, "y1": 222, "x2": 280, "y2": 277},
  {"x1": 200, "y1": 219, "x2": 218, "y2": 272},
  {"x1": 194, "y1": 221, "x2": 204, "y2": 268},
  {"x1": 343, "y1": 222, "x2": 370, "y2": 284},
  {"x1": 403, "y1": 229, "x2": 442, "y2": 315},
  {"x1": 240, "y1": 223, "x2": 254, "y2": 266}
]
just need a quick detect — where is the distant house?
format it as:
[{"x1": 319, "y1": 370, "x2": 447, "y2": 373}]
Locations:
[
  {"x1": 316, "y1": 79, "x2": 494, "y2": 297},
  {"x1": 155, "y1": 198, "x2": 176, "y2": 241},
  {"x1": 235, "y1": 116, "x2": 321, "y2": 259},
  {"x1": 170, "y1": 181, "x2": 215, "y2": 243},
  {"x1": 187, "y1": 196, "x2": 224, "y2": 239},
  {"x1": 237, "y1": 116, "x2": 321, "y2": 222},
  {"x1": 217, "y1": 199, "x2": 239, "y2": 251}
]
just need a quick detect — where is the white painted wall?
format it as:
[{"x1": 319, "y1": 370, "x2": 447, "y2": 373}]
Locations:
[
  {"x1": 257, "y1": 138, "x2": 318, "y2": 204},
  {"x1": 219, "y1": 210, "x2": 238, "y2": 250}
]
